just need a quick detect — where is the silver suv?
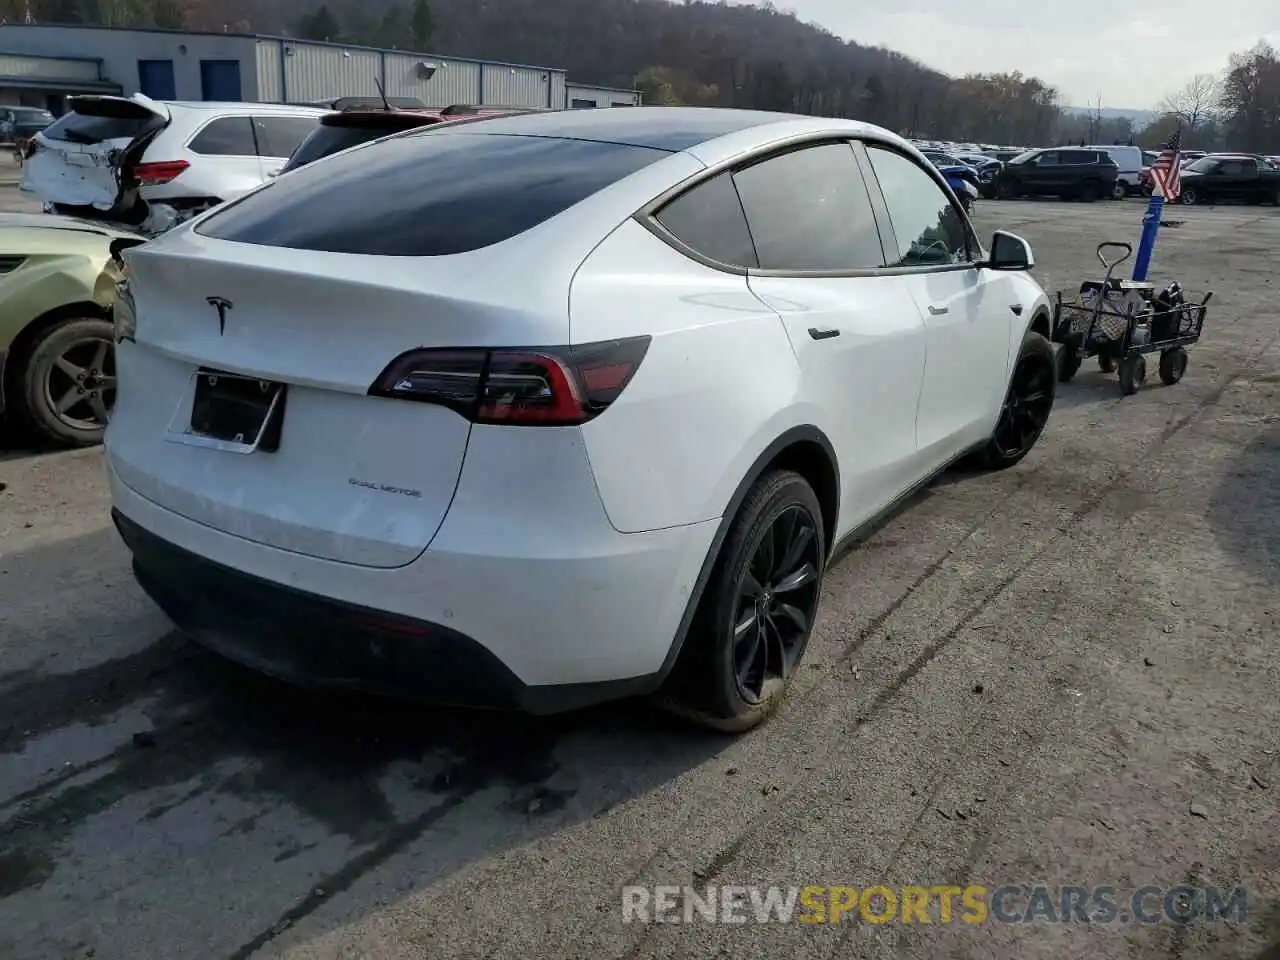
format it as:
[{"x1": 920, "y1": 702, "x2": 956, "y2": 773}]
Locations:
[{"x1": 22, "y1": 95, "x2": 326, "y2": 233}]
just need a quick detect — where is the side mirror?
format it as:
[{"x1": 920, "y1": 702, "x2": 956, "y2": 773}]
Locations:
[{"x1": 984, "y1": 230, "x2": 1034, "y2": 271}]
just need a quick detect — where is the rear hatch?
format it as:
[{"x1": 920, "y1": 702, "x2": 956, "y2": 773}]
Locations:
[
  {"x1": 21, "y1": 95, "x2": 169, "y2": 220},
  {"x1": 107, "y1": 128, "x2": 671, "y2": 568}
]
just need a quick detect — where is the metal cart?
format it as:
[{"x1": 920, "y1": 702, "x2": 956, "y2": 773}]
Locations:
[{"x1": 1051, "y1": 241, "x2": 1212, "y2": 396}]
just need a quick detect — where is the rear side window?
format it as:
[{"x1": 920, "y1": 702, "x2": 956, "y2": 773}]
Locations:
[
  {"x1": 732, "y1": 142, "x2": 884, "y2": 271},
  {"x1": 653, "y1": 172, "x2": 758, "y2": 268},
  {"x1": 198, "y1": 132, "x2": 667, "y2": 256},
  {"x1": 43, "y1": 110, "x2": 153, "y2": 144},
  {"x1": 189, "y1": 117, "x2": 256, "y2": 156},
  {"x1": 254, "y1": 116, "x2": 319, "y2": 158}
]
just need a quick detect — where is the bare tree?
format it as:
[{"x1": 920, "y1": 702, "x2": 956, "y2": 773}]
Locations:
[{"x1": 1160, "y1": 74, "x2": 1220, "y2": 130}]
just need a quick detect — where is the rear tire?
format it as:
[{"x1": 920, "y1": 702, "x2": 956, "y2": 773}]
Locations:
[
  {"x1": 656, "y1": 470, "x2": 826, "y2": 733},
  {"x1": 1079, "y1": 179, "x2": 1103, "y2": 202},
  {"x1": 7, "y1": 316, "x2": 116, "y2": 448}
]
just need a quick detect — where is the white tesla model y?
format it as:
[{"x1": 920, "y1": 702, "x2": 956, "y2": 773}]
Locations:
[{"x1": 106, "y1": 107, "x2": 1056, "y2": 732}]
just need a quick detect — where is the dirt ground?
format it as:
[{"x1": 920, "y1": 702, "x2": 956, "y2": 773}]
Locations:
[{"x1": 1, "y1": 192, "x2": 1278, "y2": 960}]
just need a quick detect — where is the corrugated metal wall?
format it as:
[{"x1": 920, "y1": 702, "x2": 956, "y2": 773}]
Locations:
[
  {"x1": 548, "y1": 72, "x2": 567, "y2": 110},
  {"x1": 0, "y1": 54, "x2": 100, "y2": 81},
  {"x1": 382, "y1": 53, "x2": 479, "y2": 106},
  {"x1": 255, "y1": 39, "x2": 282, "y2": 101},
  {"x1": 481, "y1": 63, "x2": 553, "y2": 108},
  {"x1": 566, "y1": 84, "x2": 642, "y2": 108},
  {"x1": 279, "y1": 41, "x2": 382, "y2": 102}
]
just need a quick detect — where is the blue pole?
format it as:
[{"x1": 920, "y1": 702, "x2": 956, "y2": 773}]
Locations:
[{"x1": 1131, "y1": 192, "x2": 1164, "y2": 281}]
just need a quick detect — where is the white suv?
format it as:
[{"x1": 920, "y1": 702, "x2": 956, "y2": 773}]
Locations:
[
  {"x1": 21, "y1": 95, "x2": 325, "y2": 232},
  {"x1": 106, "y1": 108, "x2": 1057, "y2": 731}
]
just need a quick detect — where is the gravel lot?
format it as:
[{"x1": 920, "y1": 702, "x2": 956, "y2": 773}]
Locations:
[{"x1": 1, "y1": 190, "x2": 1278, "y2": 960}]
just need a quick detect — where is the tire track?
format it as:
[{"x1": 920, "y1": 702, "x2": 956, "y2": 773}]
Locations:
[{"x1": 613, "y1": 329, "x2": 1279, "y2": 957}]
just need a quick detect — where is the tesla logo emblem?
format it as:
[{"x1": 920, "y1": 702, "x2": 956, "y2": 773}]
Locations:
[{"x1": 206, "y1": 296, "x2": 233, "y2": 335}]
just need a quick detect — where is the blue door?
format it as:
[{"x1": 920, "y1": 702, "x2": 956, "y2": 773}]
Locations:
[
  {"x1": 138, "y1": 59, "x2": 176, "y2": 100},
  {"x1": 199, "y1": 60, "x2": 242, "y2": 102}
]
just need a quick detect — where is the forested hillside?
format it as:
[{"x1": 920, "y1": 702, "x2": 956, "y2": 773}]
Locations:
[{"x1": 7, "y1": 0, "x2": 1280, "y2": 151}]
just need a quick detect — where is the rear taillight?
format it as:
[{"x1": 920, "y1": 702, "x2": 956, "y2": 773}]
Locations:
[
  {"x1": 134, "y1": 160, "x2": 190, "y2": 185},
  {"x1": 368, "y1": 336, "x2": 651, "y2": 426}
]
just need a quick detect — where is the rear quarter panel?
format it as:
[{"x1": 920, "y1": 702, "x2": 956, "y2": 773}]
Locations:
[{"x1": 571, "y1": 218, "x2": 821, "y2": 535}]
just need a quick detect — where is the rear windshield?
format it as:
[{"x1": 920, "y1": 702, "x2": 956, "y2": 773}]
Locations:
[
  {"x1": 42, "y1": 109, "x2": 155, "y2": 145},
  {"x1": 199, "y1": 132, "x2": 668, "y2": 256},
  {"x1": 283, "y1": 121, "x2": 428, "y2": 172}
]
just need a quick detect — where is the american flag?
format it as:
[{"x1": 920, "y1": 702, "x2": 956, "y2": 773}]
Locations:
[{"x1": 1150, "y1": 127, "x2": 1182, "y2": 200}]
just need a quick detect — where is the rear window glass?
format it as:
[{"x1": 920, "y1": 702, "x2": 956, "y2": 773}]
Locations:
[
  {"x1": 199, "y1": 132, "x2": 667, "y2": 256},
  {"x1": 283, "y1": 123, "x2": 408, "y2": 172},
  {"x1": 42, "y1": 110, "x2": 154, "y2": 145}
]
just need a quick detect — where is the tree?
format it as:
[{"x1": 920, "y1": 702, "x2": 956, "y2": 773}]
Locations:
[
  {"x1": 372, "y1": 4, "x2": 410, "y2": 48},
  {"x1": 411, "y1": 0, "x2": 433, "y2": 50},
  {"x1": 297, "y1": 3, "x2": 342, "y2": 42},
  {"x1": 151, "y1": 0, "x2": 190, "y2": 28},
  {"x1": 1159, "y1": 74, "x2": 1220, "y2": 133},
  {"x1": 1218, "y1": 42, "x2": 1280, "y2": 153}
]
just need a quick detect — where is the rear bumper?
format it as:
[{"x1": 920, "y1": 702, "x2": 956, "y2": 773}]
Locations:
[
  {"x1": 107, "y1": 446, "x2": 718, "y2": 710},
  {"x1": 115, "y1": 508, "x2": 669, "y2": 714}
]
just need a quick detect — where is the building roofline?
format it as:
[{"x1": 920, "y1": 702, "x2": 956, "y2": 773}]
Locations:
[
  {"x1": 0, "y1": 22, "x2": 570, "y2": 75},
  {"x1": 566, "y1": 82, "x2": 641, "y2": 95}
]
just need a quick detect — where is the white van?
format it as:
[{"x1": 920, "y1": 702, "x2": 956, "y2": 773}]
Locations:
[{"x1": 1086, "y1": 144, "x2": 1143, "y2": 197}]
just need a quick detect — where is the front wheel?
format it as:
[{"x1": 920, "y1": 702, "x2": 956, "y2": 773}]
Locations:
[
  {"x1": 1119, "y1": 355, "x2": 1147, "y2": 395},
  {"x1": 997, "y1": 179, "x2": 1019, "y2": 200},
  {"x1": 657, "y1": 470, "x2": 826, "y2": 733},
  {"x1": 1180, "y1": 188, "x2": 1200, "y2": 205},
  {"x1": 1159, "y1": 347, "x2": 1188, "y2": 385},
  {"x1": 7, "y1": 316, "x2": 116, "y2": 448},
  {"x1": 976, "y1": 330, "x2": 1057, "y2": 470}
]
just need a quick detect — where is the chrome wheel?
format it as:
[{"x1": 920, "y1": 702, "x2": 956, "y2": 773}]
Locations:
[
  {"x1": 993, "y1": 351, "x2": 1054, "y2": 459},
  {"x1": 732, "y1": 505, "x2": 822, "y2": 705},
  {"x1": 42, "y1": 334, "x2": 116, "y2": 431}
]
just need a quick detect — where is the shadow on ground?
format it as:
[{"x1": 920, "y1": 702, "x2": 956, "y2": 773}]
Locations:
[
  {"x1": 0, "y1": 527, "x2": 729, "y2": 957},
  {"x1": 1208, "y1": 420, "x2": 1280, "y2": 586}
]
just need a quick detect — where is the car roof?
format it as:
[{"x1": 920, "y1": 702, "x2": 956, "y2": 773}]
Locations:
[{"x1": 417, "y1": 106, "x2": 813, "y2": 152}]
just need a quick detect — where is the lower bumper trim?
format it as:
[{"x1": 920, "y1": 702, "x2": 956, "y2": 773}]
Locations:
[{"x1": 112, "y1": 508, "x2": 662, "y2": 714}]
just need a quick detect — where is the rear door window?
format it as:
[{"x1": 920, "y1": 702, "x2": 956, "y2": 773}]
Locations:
[
  {"x1": 197, "y1": 132, "x2": 667, "y2": 256},
  {"x1": 254, "y1": 115, "x2": 320, "y2": 158},
  {"x1": 188, "y1": 116, "x2": 256, "y2": 156},
  {"x1": 652, "y1": 172, "x2": 758, "y2": 268},
  {"x1": 731, "y1": 142, "x2": 884, "y2": 271}
]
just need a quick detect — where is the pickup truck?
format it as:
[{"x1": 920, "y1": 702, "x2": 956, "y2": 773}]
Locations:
[{"x1": 1178, "y1": 154, "x2": 1280, "y2": 205}]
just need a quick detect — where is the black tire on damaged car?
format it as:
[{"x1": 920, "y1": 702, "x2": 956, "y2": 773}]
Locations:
[
  {"x1": 656, "y1": 469, "x2": 827, "y2": 733},
  {"x1": 7, "y1": 314, "x2": 116, "y2": 449}
]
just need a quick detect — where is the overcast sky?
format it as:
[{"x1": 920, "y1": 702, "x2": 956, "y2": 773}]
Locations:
[{"x1": 779, "y1": 0, "x2": 1280, "y2": 108}]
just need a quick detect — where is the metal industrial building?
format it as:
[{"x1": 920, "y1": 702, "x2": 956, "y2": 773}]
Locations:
[{"x1": 0, "y1": 24, "x2": 640, "y2": 112}]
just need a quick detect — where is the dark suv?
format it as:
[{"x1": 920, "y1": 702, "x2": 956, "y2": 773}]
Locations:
[{"x1": 994, "y1": 148, "x2": 1119, "y2": 202}]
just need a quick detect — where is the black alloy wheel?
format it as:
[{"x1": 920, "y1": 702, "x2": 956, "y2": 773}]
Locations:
[
  {"x1": 992, "y1": 344, "x2": 1055, "y2": 460},
  {"x1": 732, "y1": 504, "x2": 822, "y2": 705}
]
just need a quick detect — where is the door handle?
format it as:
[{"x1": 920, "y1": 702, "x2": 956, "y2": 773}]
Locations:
[
  {"x1": 1010, "y1": 303, "x2": 1024, "y2": 316},
  {"x1": 808, "y1": 327, "x2": 841, "y2": 340},
  {"x1": 927, "y1": 305, "x2": 949, "y2": 316}
]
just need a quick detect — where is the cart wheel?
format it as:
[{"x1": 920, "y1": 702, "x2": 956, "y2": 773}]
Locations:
[
  {"x1": 1119, "y1": 355, "x2": 1147, "y2": 396},
  {"x1": 1158, "y1": 347, "x2": 1188, "y2": 385},
  {"x1": 1057, "y1": 345, "x2": 1081, "y2": 382},
  {"x1": 1098, "y1": 354, "x2": 1117, "y2": 373}
]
